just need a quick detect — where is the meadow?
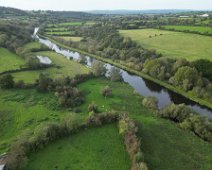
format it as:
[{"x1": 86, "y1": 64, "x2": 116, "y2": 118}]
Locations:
[
  {"x1": 47, "y1": 21, "x2": 95, "y2": 28},
  {"x1": 119, "y1": 29, "x2": 212, "y2": 61},
  {"x1": 57, "y1": 36, "x2": 83, "y2": 42},
  {"x1": 77, "y1": 78, "x2": 212, "y2": 170},
  {"x1": 0, "y1": 88, "x2": 74, "y2": 153},
  {"x1": 45, "y1": 31, "x2": 75, "y2": 36},
  {"x1": 162, "y1": 25, "x2": 212, "y2": 34},
  {"x1": 22, "y1": 124, "x2": 131, "y2": 170},
  {"x1": 0, "y1": 47, "x2": 25, "y2": 72},
  {"x1": 11, "y1": 46, "x2": 89, "y2": 83},
  {"x1": 1, "y1": 35, "x2": 212, "y2": 170}
]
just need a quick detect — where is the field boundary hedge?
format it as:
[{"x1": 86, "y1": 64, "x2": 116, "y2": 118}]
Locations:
[{"x1": 5, "y1": 112, "x2": 148, "y2": 170}]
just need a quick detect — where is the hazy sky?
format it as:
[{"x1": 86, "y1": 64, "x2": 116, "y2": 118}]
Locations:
[{"x1": 1, "y1": 0, "x2": 212, "y2": 11}]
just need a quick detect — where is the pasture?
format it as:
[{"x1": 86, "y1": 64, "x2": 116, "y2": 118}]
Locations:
[
  {"x1": 22, "y1": 124, "x2": 130, "y2": 170},
  {"x1": 11, "y1": 50, "x2": 89, "y2": 83},
  {"x1": 0, "y1": 47, "x2": 25, "y2": 73},
  {"x1": 45, "y1": 31, "x2": 75, "y2": 36},
  {"x1": 47, "y1": 21, "x2": 95, "y2": 28},
  {"x1": 0, "y1": 88, "x2": 73, "y2": 153},
  {"x1": 77, "y1": 78, "x2": 212, "y2": 170},
  {"x1": 162, "y1": 25, "x2": 212, "y2": 34},
  {"x1": 119, "y1": 29, "x2": 212, "y2": 61},
  {"x1": 57, "y1": 36, "x2": 83, "y2": 42}
]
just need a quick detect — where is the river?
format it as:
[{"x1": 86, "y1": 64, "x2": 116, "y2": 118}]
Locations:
[{"x1": 34, "y1": 28, "x2": 212, "y2": 119}]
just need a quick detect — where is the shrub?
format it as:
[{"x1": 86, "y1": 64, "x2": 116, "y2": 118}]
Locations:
[
  {"x1": 0, "y1": 74, "x2": 14, "y2": 89},
  {"x1": 88, "y1": 102, "x2": 98, "y2": 113},
  {"x1": 134, "y1": 151, "x2": 144, "y2": 163},
  {"x1": 142, "y1": 96, "x2": 158, "y2": 110},
  {"x1": 36, "y1": 73, "x2": 52, "y2": 92},
  {"x1": 15, "y1": 80, "x2": 25, "y2": 88},
  {"x1": 101, "y1": 86, "x2": 112, "y2": 97},
  {"x1": 109, "y1": 67, "x2": 123, "y2": 82},
  {"x1": 91, "y1": 61, "x2": 106, "y2": 76},
  {"x1": 159, "y1": 103, "x2": 193, "y2": 122}
]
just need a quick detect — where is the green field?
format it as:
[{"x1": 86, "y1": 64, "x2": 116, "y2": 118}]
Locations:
[
  {"x1": 45, "y1": 27, "x2": 68, "y2": 32},
  {"x1": 0, "y1": 88, "x2": 74, "y2": 153},
  {"x1": 120, "y1": 29, "x2": 212, "y2": 61},
  {"x1": 47, "y1": 21, "x2": 95, "y2": 28},
  {"x1": 1, "y1": 77, "x2": 212, "y2": 169},
  {"x1": 12, "y1": 51, "x2": 89, "y2": 83},
  {"x1": 48, "y1": 22, "x2": 83, "y2": 27},
  {"x1": 57, "y1": 36, "x2": 83, "y2": 42},
  {"x1": 77, "y1": 78, "x2": 212, "y2": 170},
  {"x1": 163, "y1": 25, "x2": 212, "y2": 34},
  {"x1": 45, "y1": 31, "x2": 75, "y2": 36},
  {"x1": 0, "y1": 47, "x2": 25, "y2": 72},
  {"x1": 22, "y1": 124, "x2": 130, "y2": 170}
]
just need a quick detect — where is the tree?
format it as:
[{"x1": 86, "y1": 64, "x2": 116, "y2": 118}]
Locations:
[
  {"x1": 36, "y1": 73, "x2": 52, "y2": 92},
  {"x1": 101, "y1": 86, "x2": 112, "y2": 97},
  {"x1": 78, "y1": 55, "x2": 87, "y2": 64},
  {"x1": 91, "y1": 61, "x2": 106, "y2": 76},
  {"x1": 193, "y1": 59, "x2": 212, "y2": 82},
  {"x1": 142, "y1": 96, "x2": 158, "y2": 110},
  {"x1": 0, "y1": 74, "x2": 14, "y2": 89},
  {"x1": 88, "y1": 102, "x2": 98, "y2": 113},
  {"x1": 109, "y1": 67, "x2": 123, "y2": 82},
  {"x1": 26, "y1": 56, "x2": 41, "y2": 69},
  {"x1": 169, "y1": 66, "x2": 201, "y2": 91}
]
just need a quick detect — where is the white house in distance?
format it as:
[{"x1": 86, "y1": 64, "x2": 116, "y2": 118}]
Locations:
[{"x1": 199, "y1": 13, "x2": 209, "y2": 17}]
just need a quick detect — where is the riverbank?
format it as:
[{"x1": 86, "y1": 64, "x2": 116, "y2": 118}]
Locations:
[{"x1": 39, "y1": 34, "x2": 212, "y2": 110}]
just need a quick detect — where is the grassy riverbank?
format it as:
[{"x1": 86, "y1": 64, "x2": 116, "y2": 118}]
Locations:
[{"x1": 41, "y1": 35, "x2": 212, "y2": 110}]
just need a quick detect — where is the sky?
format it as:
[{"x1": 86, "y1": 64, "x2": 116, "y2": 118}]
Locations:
[{"x1": 0, "y1": 0, "x2": 212, "y2": 11}]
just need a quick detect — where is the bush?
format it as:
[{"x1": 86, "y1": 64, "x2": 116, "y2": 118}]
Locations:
[
  {"x1": 142, "y1": 96, "x2": 158, "y2": 110},
  {"x1": 134, "y1": 151, "x2": 144, "y2": 163},
  {"x1": 88, "y1": 102, "x2": 98, "y2": 113},
  {"x1": 91, "y1": 61, "x2": 106, "y2": 76},
  {"x1": 36, "y1": 73, "x2": 52, "y2": 92},
  {"x1": 109, "y1": 67, "x2": 123, "y2": 82},
  {"x1": 15, "y1": 80, "x2": 25, "y2": 88},
  {"x1": 0, "y1": 74, "x2": 14, "y2": 89},
  {"x1": 101, "y1": 86, "x2": 112, "y2": 97},
  {"x1": 159, "y1": 103, "x2": 193, "y2": 122}
]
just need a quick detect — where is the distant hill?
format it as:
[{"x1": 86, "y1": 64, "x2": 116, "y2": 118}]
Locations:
[
  {"x1": 0, "y1": 6, "x2": 28, "y2": 16},
  {"x1": 89, "y1": 9, "x2": 202, "y2": 15}
]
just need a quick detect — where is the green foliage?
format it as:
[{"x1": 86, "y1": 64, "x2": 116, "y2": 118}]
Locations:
[
  {"x1": 159, "y1": 103, "x2": 193, "y2": 122},
  {"x1": 159, "y1": 103, "x2": 212, "y2": 143},
  {"x1": 142, "y1": 96, "x2": 158, "y2": 110},
  {"x1": 0, "y1": 74, "x2": 15, "y2": 89},
  {"x1": 134, "y1": 151, "x2": 144, "y2": 163},
  {"x1": 109, "y1": 67, "x2": 123, "y2": 82},
  {"x1": 91, "y1": 61, "x2": 106, "y2": 76},
  {"x1": 0, "y1": 20, "x2": 33, "y2": 52},
  {"x1": 193, "y1": 59, "x2": 212, "y2": 82},
  {"x1": 25, "y1": 56, "x2": 41, "y2": 69},
  {"x1": 36, "y1": 73, "x2": 52, "y2": 92},
  {"x1": 101, "y1": 86, "x2": 112, "y2": 97},
  {"x1": 88, "y1": 102, "x2": 99, "y2": 113},
  {"x1": 170, "y1": 66, "x2": 201, "y2": 91}
]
